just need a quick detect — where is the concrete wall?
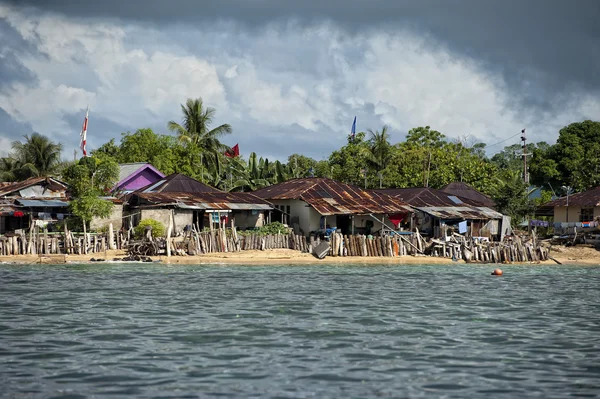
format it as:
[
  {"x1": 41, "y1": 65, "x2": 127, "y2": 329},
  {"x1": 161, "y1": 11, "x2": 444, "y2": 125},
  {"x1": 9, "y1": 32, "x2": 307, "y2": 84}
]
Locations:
[
  {"x1": 234, "y1": 210, "x2": 266, "y2": 230},
  {"x1": 553, "y1": 205, "x2": 600, "y2": 223},
  {"x1": 267, "y1": 198, "x2": 394, "y2": 236},
  {"x1": 270, "y1": 199, "x2": 313, "y2": 234},
  {"x1": 90, "y1": 204, "x2": 123, "y2": 231},
  {"x1": 140, "y1": 208, "x2": 193, "y2": 235}
]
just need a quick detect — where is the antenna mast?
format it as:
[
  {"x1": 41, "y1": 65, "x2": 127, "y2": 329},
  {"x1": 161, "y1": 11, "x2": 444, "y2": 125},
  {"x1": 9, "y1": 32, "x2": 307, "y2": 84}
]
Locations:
[{"x1": 521, "y1": 128, "x2": 530, "y2": 184}]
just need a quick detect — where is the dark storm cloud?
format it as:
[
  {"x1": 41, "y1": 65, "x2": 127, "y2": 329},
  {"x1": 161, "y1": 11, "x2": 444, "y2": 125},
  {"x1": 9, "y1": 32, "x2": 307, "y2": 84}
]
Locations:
[
  {"x1": 0, "y1": 19, "x2": 37, "y2": 88},
  {"x1": 6, "y1": 0, "x2": 600, "y2": 121},
  {"x1": 61, "y1": 111, "x2": 132, "y2": 151},
  {"x1": 0, "y1": 107, "x2": 33, "y2": 144}
]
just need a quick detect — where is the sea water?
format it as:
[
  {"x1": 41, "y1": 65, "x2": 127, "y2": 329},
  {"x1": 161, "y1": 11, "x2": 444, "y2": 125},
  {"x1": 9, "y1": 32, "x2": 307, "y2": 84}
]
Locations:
[{"x1": 1, "y1": 263, "x2": 599, "y2": 398}]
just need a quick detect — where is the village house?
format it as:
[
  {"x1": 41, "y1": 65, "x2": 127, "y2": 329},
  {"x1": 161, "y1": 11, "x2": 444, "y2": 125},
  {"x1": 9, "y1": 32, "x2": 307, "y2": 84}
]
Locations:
[
  {"x1": 89, "y1": 163, "x2": 165, "y2": 232},
  {"x1": 440, "y1": 181, "x2": 497, "y2": 209},
  {"x1": 537, "y1": 186, "x2": 600, "y2": 231},
  {"x1": 0, "y1": 177, "x2": 70, "y2": 234},
  {"x1": 114, "y1": 162, "x2": 165, "y2": 194},
  {"x1": 251, "y1": 177, "x2": 413, "y2": 237},
  {"x1": 124, "y1": 173, "x2": 273, "y2": 234},
  {"x1": 375, "y1": 187, "x2": 510, "y2": 239}
]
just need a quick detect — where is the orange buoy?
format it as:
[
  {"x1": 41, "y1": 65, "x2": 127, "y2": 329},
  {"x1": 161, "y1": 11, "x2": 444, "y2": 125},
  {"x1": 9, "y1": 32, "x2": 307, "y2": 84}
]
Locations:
[{"x1": 491, "y1": 268, "x2": 503, "y2": 276}]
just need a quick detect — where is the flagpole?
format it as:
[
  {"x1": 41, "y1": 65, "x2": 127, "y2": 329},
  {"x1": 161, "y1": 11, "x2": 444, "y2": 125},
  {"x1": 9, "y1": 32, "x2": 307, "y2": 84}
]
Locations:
[{"x1": 80, "y1": 105, "x2": 89, "y2": 158}]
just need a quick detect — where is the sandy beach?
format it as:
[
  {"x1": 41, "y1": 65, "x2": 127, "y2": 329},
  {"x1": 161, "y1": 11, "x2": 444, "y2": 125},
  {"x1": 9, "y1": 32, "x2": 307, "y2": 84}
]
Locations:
[{"x1": 1, "y1": 246, "x2": 598, "y2": 266}]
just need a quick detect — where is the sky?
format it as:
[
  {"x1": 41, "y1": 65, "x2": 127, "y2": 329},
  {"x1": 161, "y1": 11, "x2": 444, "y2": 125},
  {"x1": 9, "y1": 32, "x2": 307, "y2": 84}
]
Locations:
[{"x1": 0, "y1": 0, "x2": 599, "y2": 162}]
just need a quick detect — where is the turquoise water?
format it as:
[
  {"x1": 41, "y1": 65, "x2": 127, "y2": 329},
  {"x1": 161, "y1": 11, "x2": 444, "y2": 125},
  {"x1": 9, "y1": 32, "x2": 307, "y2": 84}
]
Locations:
[{"x1": 1, "y1": 263, "x2": 599, "y2": 398}]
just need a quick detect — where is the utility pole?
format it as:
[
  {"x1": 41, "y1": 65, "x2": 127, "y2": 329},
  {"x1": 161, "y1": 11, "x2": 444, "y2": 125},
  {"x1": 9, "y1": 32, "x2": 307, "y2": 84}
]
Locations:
[
  {"x1": 73, "y1": 149, "x2": 77, "y2": 162},
  {"x1": 521, "y1": 128, "x2": 530, "y2": 184}
]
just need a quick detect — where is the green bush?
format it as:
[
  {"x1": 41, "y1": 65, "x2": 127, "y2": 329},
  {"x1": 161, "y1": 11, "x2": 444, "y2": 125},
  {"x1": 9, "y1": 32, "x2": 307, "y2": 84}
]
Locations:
[
  {"x1": 238, "y1": 222, "x2": 291, "y2": 236},
  {"x1": 134, "y1": 219, "x2": 166, "y2": 238}
]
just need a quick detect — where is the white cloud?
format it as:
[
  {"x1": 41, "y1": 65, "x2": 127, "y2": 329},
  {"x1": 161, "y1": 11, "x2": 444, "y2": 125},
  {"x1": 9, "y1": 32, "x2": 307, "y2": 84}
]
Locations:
[
  {"x1": 0, "y1": 136, "x2": 13, "y2": 157},
  {"x1": 0, "y1": 4, "x2": 227, "y2": 136},
  {"x1": 0, "y1": 3, "x2": 598, "y2": 161}
]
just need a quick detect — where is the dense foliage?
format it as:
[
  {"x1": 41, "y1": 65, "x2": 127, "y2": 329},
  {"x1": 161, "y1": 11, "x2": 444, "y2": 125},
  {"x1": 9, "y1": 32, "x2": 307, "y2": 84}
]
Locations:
[
  {"x1": 2, "y1": 94, "x2": 598, "y2": 227},
  {"x1": 62, "y1": 155, "x2": 120, "y2": 230}
]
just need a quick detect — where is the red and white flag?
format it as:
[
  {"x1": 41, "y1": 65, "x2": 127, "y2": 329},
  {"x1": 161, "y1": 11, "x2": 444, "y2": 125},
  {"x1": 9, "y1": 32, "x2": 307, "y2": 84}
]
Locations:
[{"x1": 80, "y1": 106, "x2": 89, "y2": 157}]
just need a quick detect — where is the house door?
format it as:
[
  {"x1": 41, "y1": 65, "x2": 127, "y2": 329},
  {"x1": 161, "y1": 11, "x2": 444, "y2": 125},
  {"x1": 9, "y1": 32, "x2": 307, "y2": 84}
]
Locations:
[
  {"x1": 336, "y1": 215, "x2": 351, "y2": 235},
  {"x1": 193, "y1": 211, "x2": 205, "y2": 230}
]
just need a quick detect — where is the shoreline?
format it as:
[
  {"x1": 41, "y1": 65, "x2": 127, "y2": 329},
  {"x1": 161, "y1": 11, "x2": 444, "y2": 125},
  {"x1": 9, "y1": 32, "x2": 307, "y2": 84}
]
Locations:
[{"x1": 0, "y1": 248, "x2": 598, "y2": 266}]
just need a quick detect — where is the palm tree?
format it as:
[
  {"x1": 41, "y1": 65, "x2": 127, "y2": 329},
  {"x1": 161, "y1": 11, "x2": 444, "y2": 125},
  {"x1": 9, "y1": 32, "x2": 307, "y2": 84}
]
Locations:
[
  {"x1": 10, "y1": 133, "x2": 63, "y2": 179},
  {"x1": 0, "y1": 156, "x2": 21, "y2": 181},
  {"x1": 364, "y1": 125, "x2": 392, "y2": 174},
  {"x1": 167, "y1": 98, "x2": 232, "y2": 174}
]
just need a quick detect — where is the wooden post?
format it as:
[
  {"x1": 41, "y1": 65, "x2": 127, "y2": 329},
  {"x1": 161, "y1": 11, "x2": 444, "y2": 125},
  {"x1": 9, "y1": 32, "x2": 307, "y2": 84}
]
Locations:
[
  {"x1": 166, "y1": 210, "x2": 173, "y2": 257},
  {"x1": 82, "y1": 219, "x2": 87, "y2": 255},
  {"x1": 28, "y1": 219, "x2": 34, "y2": 254},
  {"x1": 108, "y1": 223, "x2": 116, "y2": 250}
]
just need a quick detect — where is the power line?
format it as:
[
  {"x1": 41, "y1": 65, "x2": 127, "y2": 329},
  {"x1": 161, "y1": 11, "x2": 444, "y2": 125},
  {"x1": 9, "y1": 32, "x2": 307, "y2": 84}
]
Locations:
[{"x1": 484, "y1": 132, "x2": 522, "y2": 150}]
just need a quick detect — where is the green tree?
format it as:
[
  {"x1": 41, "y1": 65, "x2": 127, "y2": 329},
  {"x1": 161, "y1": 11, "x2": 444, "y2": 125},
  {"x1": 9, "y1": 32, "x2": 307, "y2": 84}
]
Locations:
[
  {"x1": 405, "y1": 126, "x2": 446, "y2": 148},
  {"x1": 329, "y1": 132, "x2": 371, "y2": 186},
  {"x1": 286, "y1": 154, "x2": 319, "y2": 179},
  {"x1": 490, "y1": 144, "x2": 523, "y2": 171},
  {"x1": 529, "y1": 120, "x2": 600, "y2": 191},
  {"x1": 167, "y1": 97, "x2": 232, "y2": 175},
  {"x1": 92, "y1": 138, "x2": 120, "y2": 159},
  {"x1": 0, "y1": 156, "x2": 22, "y2": 182},
  {"x1": 364, "y1": 125, "x2": 393, "y2": 187},
  {"x1": 63, "y1": 156, "x2": 119, "y2": 237},
  {"x1": 9, "y1": 133, "x2": 63, "y2": 179},
  {"x1": 230, "y1": 152, "x2": 272, "y2": 191},
  {"x1": 491, "y1": 169, "x2": 535, "y2": 224}
]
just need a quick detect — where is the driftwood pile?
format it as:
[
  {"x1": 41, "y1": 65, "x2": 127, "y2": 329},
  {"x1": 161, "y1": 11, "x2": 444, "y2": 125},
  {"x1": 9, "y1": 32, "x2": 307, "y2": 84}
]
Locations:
[{"x1": 427, "y1": 232, "x2": 549, "y2": 263}]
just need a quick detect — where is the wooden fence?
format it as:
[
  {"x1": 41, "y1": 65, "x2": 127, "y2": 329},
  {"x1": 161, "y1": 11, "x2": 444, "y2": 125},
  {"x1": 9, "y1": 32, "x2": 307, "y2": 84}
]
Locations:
[
  {"x1": 0, "y1": 225, "x2": 549, "y2": 264},
  {"x1": 0, "y1": 230, "x2": 127, "y2": 256}
]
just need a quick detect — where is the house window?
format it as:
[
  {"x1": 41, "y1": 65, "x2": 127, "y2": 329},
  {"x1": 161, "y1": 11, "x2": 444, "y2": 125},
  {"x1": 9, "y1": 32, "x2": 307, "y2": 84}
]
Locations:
[
  {"x1": 286, "y1": 205, "x2": 291, "y2": 215},
  {"x1": 580, "y1": 208, "x2": 594, "y2": 222}
]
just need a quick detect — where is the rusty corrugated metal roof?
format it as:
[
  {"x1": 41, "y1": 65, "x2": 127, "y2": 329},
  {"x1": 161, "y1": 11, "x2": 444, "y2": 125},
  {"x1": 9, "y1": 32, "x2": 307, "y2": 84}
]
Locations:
[
  {"x1": 541, "y1": 186, "x2": 600, "y2": 207},
  {"x1": 375, "y1": 187, "x2": 502, "y2": 220},
  {"x1": 131, "y1": 191, "x2": 273, "y2": 211},
  {"x1": 440, "y1": 182, "x2": 496, "y2": 208},
  {"x1": 419, "y1": 206, "x2": 503, "y2": 220},
  {"x1": 0, "y1": 177, "x2": 68, "y2": 197},
  {"x1": 252, "y1": 178, "x2": 413, "y2": 215},
  {"x1": 375, "y1": 187, "x2": 485, "y2": 207},
  {"x1": 136, "y1": 173, "x2": 221, "y2": 194}
]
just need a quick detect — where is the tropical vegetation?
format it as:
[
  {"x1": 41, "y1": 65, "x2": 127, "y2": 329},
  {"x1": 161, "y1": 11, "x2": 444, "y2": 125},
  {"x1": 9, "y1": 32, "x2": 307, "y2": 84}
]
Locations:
[{"x1": 2, "y1": 95, "x2": 599, "y2": 226}]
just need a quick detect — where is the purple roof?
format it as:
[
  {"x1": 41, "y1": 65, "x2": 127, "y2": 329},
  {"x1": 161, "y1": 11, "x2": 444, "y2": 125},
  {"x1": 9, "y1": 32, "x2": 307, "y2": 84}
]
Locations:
[{"x1": 114, "y1": 163, "x2": 165, "y2": 192}]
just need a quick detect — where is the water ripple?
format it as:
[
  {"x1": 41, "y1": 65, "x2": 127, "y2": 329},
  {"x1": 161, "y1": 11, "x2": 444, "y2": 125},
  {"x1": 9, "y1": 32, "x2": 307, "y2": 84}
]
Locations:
[{"x1": 1, "y1": 263, "x2": 599, "y2": 398}]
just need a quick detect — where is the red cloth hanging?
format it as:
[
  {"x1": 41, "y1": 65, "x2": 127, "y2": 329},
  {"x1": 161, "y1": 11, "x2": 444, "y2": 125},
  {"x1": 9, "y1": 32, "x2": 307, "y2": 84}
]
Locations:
[
  {"x1": 388, "y1": 213, "x2": 406, "y2": 228},
  {"x1": 13, "y1": 211, "x2": 24, "y2": 217}
]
